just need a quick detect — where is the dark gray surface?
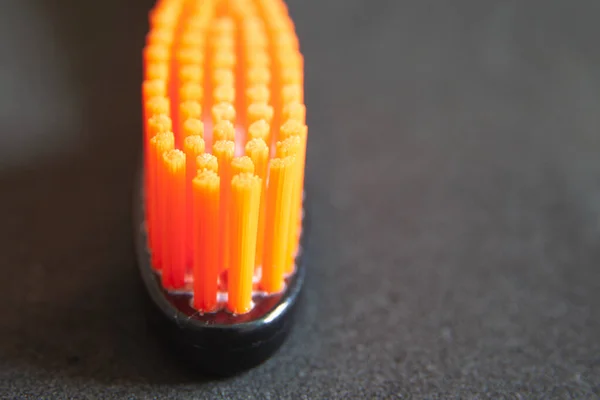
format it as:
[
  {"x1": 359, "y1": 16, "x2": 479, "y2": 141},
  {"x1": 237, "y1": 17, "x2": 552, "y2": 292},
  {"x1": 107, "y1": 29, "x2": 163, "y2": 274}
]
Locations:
[{"x1": 1, "y1": 0, "x2": 599, "y2": 398}]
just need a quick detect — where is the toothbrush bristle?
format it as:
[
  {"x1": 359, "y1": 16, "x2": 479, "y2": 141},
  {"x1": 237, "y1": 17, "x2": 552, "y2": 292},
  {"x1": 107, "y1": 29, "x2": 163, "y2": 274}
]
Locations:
[
  {"x1": 211, "y1": 103, "x2": 236, "y2": 125},
  {"x1": 182, "y1": 117, "x2": 204, "y2": 138},
  {"x1": 213, "y1": 139, "x2": 235, "y2": 274},
  {"x1": 192, "y1": 169, "x2": 220, "y2": 312},
  {"x1": 179, "y1": 100, "x2": 202, "y2": 122},
  {"x1": 248, "y1": 119, "x2": 270, "y2": 142},
  {"x1": 161, "y1": 149, "x2": 187, "y2": 289},
  {"x1": 143, "y1": 80, "x2": 168, "y2": 100},
  {"x1": 146, "y1": 96, "x2": 171, "y2": 117},
  {"x1": 229, "y1": 173, "x2": 262, "y2": 313},
  {"x1": 148, "y1": 131, "x2": 175, "y2": 270},
  {"x1": 231, "y1": 155, "x2": 255, "y2": 176},
  {"x1": 143, "y1": 0, "x2": 306, "y2": 314},
  {"x1": 183, "y1": 135, "x2": 206, "y2": 266},
  {"x1": 260, "y1": 156, "x2": 296, "y2": 293},
  {"x1": 196, "y1": 152, "x2": 219, "y2": 173}
]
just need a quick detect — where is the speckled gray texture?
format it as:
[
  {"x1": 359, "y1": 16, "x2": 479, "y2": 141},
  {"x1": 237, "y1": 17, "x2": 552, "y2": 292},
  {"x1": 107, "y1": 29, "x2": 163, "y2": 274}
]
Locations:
[{"x1": 1, "y1": 0, "x2": 599, "y2": 398}]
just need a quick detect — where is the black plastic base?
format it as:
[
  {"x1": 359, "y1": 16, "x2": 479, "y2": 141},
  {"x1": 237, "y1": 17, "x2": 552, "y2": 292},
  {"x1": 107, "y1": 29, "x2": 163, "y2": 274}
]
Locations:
[{"x1": 133, "y1": 174, "x2": 309, "y2": 376}]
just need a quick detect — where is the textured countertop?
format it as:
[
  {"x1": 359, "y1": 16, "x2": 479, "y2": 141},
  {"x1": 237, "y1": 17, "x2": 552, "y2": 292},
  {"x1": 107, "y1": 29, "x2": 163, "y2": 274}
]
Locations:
[{"x1": 1, "y1": 0, "x2": 599, "y2": 398}]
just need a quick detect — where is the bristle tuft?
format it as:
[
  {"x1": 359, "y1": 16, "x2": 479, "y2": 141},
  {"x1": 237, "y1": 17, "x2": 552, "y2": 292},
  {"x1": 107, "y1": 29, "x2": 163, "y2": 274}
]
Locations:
[
  {"x1": 148, "y1": 114, "x2": 173, "y2": 138},
  {"x1": 282, "y1": 102, "x2": 306, "y2": 124},
  {"x1": 211, "y1": 102, "x2": 236, "y2": 124},
  {"x1": 213, "y1": 119, "x2": 235, "y2": 142},
  {"x1": 247, "y1": 119, "x2": 270, "y2": 142},
  {"x1": 192, "y1": 170, "x2": 220, "y2": 312},
  {"x1": 143, "y1": 80, "x2": 168, "y2": 99},
  {"x1": 180, "y1": 101, "x2": 202, "y2": 122},
  {"x1": 179, "y1": 64, "x2": 204, "y2": 83},
  {"x1": 246, "y1": 85, "x2": 271, "y2": 106},
  {"x1": 261, "y1": 156, "x2": 296, "y2": 294},
  {"x1": 180, "y1": 81, "x2": 204, "y2": 103},
  {"x1": 229, "y1": 172, "x2": 261, "y2": 313},
  {"x1": 146, "y1": 96, "x2": 171, "y2": 116},
  {"x1": 279, "y1": 119, "x2": 304, "y2": 141},
  {"x1": 212, "y1": 69, "x2": 235, "y2": 87},
  {"x1": 197, "y1": 153, "x2": 219, "y2": 173},
  {"x1": 182, "y1": 118, "x2": 204, "y2": 138},
  {"x1": 231, "y1": 156, "x2": 255, "y2": 175},
  {"x1": 247, "y1": 103, "x2": 274, "y2": 126},
  {"x1": 214, "y1": 85, "x2": 236, "y2": 104}
]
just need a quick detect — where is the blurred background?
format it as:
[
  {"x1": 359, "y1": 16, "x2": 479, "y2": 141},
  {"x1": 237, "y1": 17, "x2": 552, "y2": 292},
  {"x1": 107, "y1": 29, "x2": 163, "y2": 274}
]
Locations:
[{"x1": 1, "y1": 0, "x2": 599, "y2": 398}]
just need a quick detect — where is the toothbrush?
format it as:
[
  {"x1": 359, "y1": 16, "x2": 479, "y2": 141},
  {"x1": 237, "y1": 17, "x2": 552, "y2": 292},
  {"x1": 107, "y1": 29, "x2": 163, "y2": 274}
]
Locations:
[{"x1": 136, "y1": 0, "x2": 308, "y2": 375}]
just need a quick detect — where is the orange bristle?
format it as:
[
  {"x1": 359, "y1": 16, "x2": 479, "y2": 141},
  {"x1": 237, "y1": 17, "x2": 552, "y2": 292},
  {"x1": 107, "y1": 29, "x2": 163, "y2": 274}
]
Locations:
[
  {"x1": 210, "y1": 17, "x2": 235, "y2": 36},
  {"x1": 146, "y1": 96, "x2": 171, "y2": 118},
  {"x1": 276, "y1": 134, "x2": 303, "y2": 274},
  {"x1": 184, "y1": 135, "x2": 206, "y2": 267},
  {"x1": 260, "y1": 156, "x2": 296, "y2": 294},
  {"x1": 214, "y1": 85, "x2": 236, "y2": 104},
  {"x1": 228, "y1": 173, "x2": 261, "y2": 313},
  {"x1": 282, "y1": 102, "x2": 306, "y2": 124},
  {"x1": 146, "y1": 116, "x2": 173, "y2": 184},
  {"x1": 278, "y1": 119, "x2": 308, "y2": 256},
  {"x1": 192, "y1": 170, "x2": 220, "y2": 312},
  {"x1": 245, "y1": 138, "x2": 269, "y2": 268},
  {"x1": 247, "y1": 66, "x2": 271, "y2": 87},
  {"x1": 146, "y1": 29, "x2": 175, "y2": 46},
  {"x1": 148, "y1": 114, "x2": 173, "y2": 136},
  {"x1": 145, "y1": 63, "x2": 170, "y2": 81},
  {"x1": 144, "y1": 102, "x2": 171, "y2": 169},
  {"x1": 143, "y1": 80, "x2": 168, "y2": 101},
  {"x1": 231, "y1": 155, "x2": 255, "y2": 176},
  {"x1": 276, "y1": 135, "x2": 301, "y2": 159},
  {"x1": 247, "y1": 119, "x2": 270, "y2": 143},
  {"x1": 196, "y1": 153, "x2": 219, "y2": 173},
  {"x1": 213, "y1": 140, "x2": 235, "y2": 272},
  {"x1": 211, "y1": 102, "x2": 236, "y2": 125},
  {"x1": 149, "y1": 2, "x2": 180, "y2": 29},
  {"x1": 212, "y1": 68, "x2": 235, "y2": 87},
  {"x1": 180, "y1": 100, "x2": 202, "y2": 122},
  {"x1": 211, "y1": 36, "x2": 236, "y2": 53},
  {"x1": 144, "y1": 45, "x2": 170, "y2": 65},
  {"x1": 177, "y1": 82, "x2": 204, "y2": 144},
  {"x1": 247, "y1": 102, "x2": 274, "y2": 131},
  {"x1": 176, "y1": 47, "x2": 204, "y2": 66},
  {"x1": 179, "y1": 81, "x2": 204, "y2": 104},
  {"x1": 246, "y1": 51, "x2": 270, "y2": 68},
  {"x1": 179, "y1": 64, "x2": 204, "y2": 84},
  {"x1": 213, "y1": 119, "x2": 235, "y2": 142},
  {"x1": 211, "y1": 54, "x2": 236, "y2": 107},
  {"x1": 161, "y1": 149, "x2": 187, "y2": 290},
  {"x1": 180, "y1": 31, "x2": 206, "y2": 50},
  {"x1": 280, "y1": 119, "x2": 308, "y2": 206},
  {"x1": 278, "y1": 118, "x2": 304, "y2": 141},
  {"x1": 281, "y1": 83, "x2": 303, "y2": 105},
  {"x1": 149, "y1": 131, "x2": 175, "y2": 270},
  {"x1": 142, "y1": 0, "x2": 307, "y2": 314},
  {"x1": 150, "y1": 0, "x2": 185, "y2": 130},
  {"x1": 182, "y1": 117, "x2": 204, "y2": 138},
  {"x1": 273, "y1": 35, "x2": 299, "y2": 54},
  {"x1": 245, "y1": 28, "x2": 268, "y2": 45},
  {"x1": 246, "y1": 85, "x2": 271, "y2": 107},
  {"x1": 280, "y1": 67, "x2": 303, "y2": 87}
]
